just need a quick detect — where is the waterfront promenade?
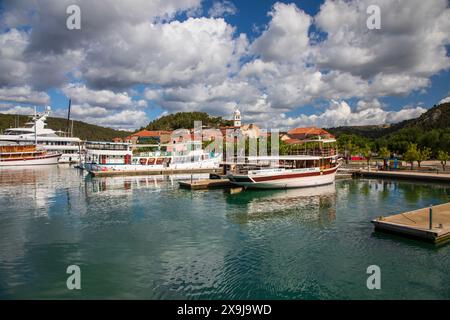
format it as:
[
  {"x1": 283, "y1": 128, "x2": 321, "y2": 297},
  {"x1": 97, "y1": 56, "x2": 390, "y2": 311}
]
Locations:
[{"x1": 357, "y1": 170, "x2": 450, "y2": 183}]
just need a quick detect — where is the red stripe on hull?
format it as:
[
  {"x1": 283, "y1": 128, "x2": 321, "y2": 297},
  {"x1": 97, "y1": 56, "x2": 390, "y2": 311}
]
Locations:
[{"x1": 252, "y1": 166, "x2": 338, "y2": 182}]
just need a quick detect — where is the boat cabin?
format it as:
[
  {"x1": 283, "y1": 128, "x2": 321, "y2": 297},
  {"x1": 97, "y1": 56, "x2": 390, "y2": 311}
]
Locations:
[{"x1": 84, "y1": 141, "x2": 132, "y2": 165}]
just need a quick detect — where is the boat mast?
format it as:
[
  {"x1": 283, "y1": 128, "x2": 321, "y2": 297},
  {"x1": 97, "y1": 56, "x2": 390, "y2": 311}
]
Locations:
[
  {"x1": 66, "y1": 99, "x2": 71, "y2": 137},
  {"x1": 34, "y1": 106, "x2": 37, "y2": 146}
]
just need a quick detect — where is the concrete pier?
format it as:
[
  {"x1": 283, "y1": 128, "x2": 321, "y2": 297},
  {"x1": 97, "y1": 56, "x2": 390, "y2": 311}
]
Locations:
[{"x1": 372, "y1": 202, "x2": 450, "y2": 243}]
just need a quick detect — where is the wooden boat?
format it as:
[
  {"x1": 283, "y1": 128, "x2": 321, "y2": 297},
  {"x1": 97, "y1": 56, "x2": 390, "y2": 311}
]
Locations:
[
  {"x1": 0, "y1": 144, "x2": 61, "y2": 166},
  {"x1": 227, "y1": 138, "x2": 339, "y2": 189},
  {"x1": 0, "y1": 106, "x2": 82, "y2": 163}
]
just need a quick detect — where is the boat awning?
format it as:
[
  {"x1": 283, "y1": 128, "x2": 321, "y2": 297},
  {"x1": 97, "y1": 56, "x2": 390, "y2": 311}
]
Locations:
[{"x1": 247, "y1": 155, "x2": 322, "y2": 161}]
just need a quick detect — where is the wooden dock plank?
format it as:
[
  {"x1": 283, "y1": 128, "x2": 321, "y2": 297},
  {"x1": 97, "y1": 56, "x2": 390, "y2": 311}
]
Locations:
[
  {"x1": 179, "y1": 178, "x2": 234, "y2": 190},
  {"x1": 372, "y1": 202, "x2": 450, "y2": 243}
]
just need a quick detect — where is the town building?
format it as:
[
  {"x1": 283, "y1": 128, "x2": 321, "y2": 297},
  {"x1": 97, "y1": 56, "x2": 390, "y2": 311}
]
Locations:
[{"x1": 233, "y1": 107, "x2": 241, "y2": 127}]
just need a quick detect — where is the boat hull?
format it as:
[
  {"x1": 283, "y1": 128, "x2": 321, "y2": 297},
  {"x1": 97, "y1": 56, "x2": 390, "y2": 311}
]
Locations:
[
  {"x1": 84, "y1": 157, "x2": 221, "y2": 174},
  {"x1": 228, "y1": 166, "x2": 338, "y2": 189},
  {"x1": 58, "y1": 153, "x2": 81, "y2": 164},
  {"x1": 0, "y1": 153, "x2": 61, "y2": 166}
]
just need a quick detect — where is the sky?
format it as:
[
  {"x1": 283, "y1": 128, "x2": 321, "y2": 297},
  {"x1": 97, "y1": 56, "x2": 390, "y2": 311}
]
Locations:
[{"x1": 0, "y1": 0, "x2": 449, "y2": 130}]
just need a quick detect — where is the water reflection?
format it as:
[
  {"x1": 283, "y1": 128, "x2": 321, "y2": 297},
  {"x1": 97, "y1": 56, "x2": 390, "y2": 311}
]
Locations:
[
  {"x1": 0, "y1": 165, "x2": 79, "y2": 214},
  {"x1": 1, "y1": 167, "x2": 450, "y2": 299},
  {"x1": 86, "y1": 173, "x2": 210, "y2": 194},
  {"x1": 361, "y1": 178, "x2": 450, "y2": 205},
  {"x1": 227, "y1": 183, "x2": 337, "y2": 226}
]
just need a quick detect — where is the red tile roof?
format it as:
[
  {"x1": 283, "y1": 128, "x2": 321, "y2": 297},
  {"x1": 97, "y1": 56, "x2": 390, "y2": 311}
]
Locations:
[
  {"x1": 287, "y1": 127, "x2": 333, "y2": 136},
  {"x1": 283, "y1": 138, "x2": 304, "y2": 145},
  {"x1": 123, "y1": 130, "x2": 172, "y2": 141},
  {"x1": 130, "y1": 130, "x2": 171, "y2": 137}
]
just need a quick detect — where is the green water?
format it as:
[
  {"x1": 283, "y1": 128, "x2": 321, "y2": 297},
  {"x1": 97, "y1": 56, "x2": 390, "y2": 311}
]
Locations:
[{"x1": 0, "y1": 166, "x2": 449, "y2": 299}]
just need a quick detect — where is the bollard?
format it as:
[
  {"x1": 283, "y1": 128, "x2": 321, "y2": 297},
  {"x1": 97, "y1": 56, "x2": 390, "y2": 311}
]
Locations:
[{"x1": 429, "y1": 205, "x2": 433, "y2": 230}]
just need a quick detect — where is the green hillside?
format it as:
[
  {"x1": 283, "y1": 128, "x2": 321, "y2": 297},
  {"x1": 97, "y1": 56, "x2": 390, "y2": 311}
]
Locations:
[
  {"x1": 328, "y1": 102, "x2": 450, "y2": 155},
  {"x1": 144, "y1": 112, "x2": 233, "y2": 131},
  {"x1": 327, "y1": 124, "x2": 394, "y2": 139},
  {"x1": 0, "y1": 113, "x2": 130, "y2": 141}
]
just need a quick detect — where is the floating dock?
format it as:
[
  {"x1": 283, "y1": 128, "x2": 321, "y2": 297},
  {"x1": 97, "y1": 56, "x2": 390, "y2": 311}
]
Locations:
[
  {"x1": 179, "y1": 178, "x2": 234, "y2": 190},
  {"x1": 358, "y1": 170, "x2": 450, "y2": 183},
  {"x1": 90, "y1": 168, "x2": 221, "y2": 177},
  {"x1": 336, "y1": 172, "x2": 353, "y2": 180},
  {"x1": 372, "y1": 202, "x2": 450, "y2": 243}
]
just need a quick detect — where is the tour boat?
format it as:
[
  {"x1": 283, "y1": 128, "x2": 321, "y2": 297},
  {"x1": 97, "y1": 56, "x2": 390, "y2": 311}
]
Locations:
[
  {"x1": 227, "y1": 138, "x2": 339, "y2": 189},
  {"x1": 0, "y1": 144, "x2": 61, "y2": 166},
  {"x1": 83, "y1": 140, "x2": 222, "y2": 173},
  {"x1": 0, "y1": 106, "x2": 82, "y2": 163}
]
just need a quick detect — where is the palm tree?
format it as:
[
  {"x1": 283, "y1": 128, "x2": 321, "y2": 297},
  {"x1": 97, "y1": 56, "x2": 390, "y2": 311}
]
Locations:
[
  {"x1": 361, "y1": 145, "x2": 372, "y2": 167},
  {"x1": 378, "y1": 146, "x2": 390, "y2": 169}
]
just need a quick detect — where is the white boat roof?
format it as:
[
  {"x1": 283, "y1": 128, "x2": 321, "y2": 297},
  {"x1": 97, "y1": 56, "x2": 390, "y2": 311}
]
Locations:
[
  {"x1": 248, "y1": 155, "x2": 322, "y2": 161},
  {"x1": 86, "y1": 141, "x2": 131, "y2": 145}
]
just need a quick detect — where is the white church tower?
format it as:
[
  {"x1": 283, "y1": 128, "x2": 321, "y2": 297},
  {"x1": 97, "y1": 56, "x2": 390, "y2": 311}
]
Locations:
[{"x1": 233, "y1": 107, "x2": 241, "y2": 127}]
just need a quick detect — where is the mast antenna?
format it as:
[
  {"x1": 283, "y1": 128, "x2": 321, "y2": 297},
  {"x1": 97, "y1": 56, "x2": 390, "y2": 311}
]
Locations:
[
  {"x1": 34, "y1": 106, "x2": 37, "y2": 145},
  {"x1": 66, "y1": 99, "x2": 71, "y2": 137}
]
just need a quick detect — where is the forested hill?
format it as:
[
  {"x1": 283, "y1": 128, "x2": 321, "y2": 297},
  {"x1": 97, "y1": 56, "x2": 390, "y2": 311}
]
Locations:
[
  {"x1": 0, "y1": 113, "x2": 130, "y2": 141},
  {"x1": 327, "y1": 102, "x2": 450, "y2": 155},
  {"x1": 144, "y1": 112, "x2": 233, "y2": 130},
  {"x1": 399, "y1": 102, "x2": 450, "y2": 131},
  {"x1": 328, "y1": 102, "x2": 450, "y2": 138}
]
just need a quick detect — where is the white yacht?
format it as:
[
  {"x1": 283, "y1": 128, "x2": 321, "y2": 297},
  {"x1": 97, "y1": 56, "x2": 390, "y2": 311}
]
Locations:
[
  {"x1": 0, "y1": 106, "x2": 82, "y2": 163},
  {"x1": 83, "y1": 140, "x2": 222, "y2": 173}
]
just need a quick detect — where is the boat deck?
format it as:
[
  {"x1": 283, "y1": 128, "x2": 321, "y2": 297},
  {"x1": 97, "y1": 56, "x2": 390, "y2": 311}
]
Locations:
[
  {"x1": 90, "y1": 168, "x2": 221, "y2": 177},
  {"x1": 372, "y1": 202, "x2": 450, "y2": 243}
]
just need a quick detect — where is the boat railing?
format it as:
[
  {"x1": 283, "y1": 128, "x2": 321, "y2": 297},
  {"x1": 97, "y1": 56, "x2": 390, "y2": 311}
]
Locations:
[
  {"x1": 235, "y1": 165, "x2": 321, "y2": 175},
  {"x1": 288, "y1": 149, "x2": 337, "y2": 157},
  {"x1": 137, "y1": 151, "x2": 172, "y2": 157},
  {"x1": 85, "y1": 144, "x2": 131, "y2": 151}
]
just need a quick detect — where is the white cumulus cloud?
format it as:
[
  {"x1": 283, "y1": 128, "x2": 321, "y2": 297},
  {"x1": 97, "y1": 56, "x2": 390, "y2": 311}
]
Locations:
[{"x1": 208, "y1": 1, "x2": 237, "y2": 18}]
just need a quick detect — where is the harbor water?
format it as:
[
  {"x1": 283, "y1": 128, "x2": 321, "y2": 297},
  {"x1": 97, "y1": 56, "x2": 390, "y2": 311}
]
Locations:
[{"x1": 0, "y1": 166, "x2": 449, "y2": 299}]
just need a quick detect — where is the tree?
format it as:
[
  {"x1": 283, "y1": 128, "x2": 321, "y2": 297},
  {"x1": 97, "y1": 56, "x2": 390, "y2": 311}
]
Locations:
[
  {"x1": 347, "y1": 143, "x2": 360, "y2": 163},
  {"x1": 378, "y1": 146, "x2": 390, "y2": 168},
  {"x1": 361, "y1": 145, "x2": 372, "y2": 166},
  {"x1": 438, "y1": 150, "x2": 449, "y2": 171},
  {"x1": 344, "y1": 141, "x2": 353, "y2": 164},
  {"x1": 417, "y1": 147, "x2": 431, "y2": 168},
  {"x1": 145, "y1": 111, "x2": 233, "y2": 130},
  {"x1": 403, "y1": 144, "x2": 419, "y2": 170}
]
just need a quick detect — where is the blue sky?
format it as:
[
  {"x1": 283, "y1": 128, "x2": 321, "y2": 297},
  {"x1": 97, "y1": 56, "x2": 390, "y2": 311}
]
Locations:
[{"x1": 0, "y1": 0, "x2": 449, "y2": 130}]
